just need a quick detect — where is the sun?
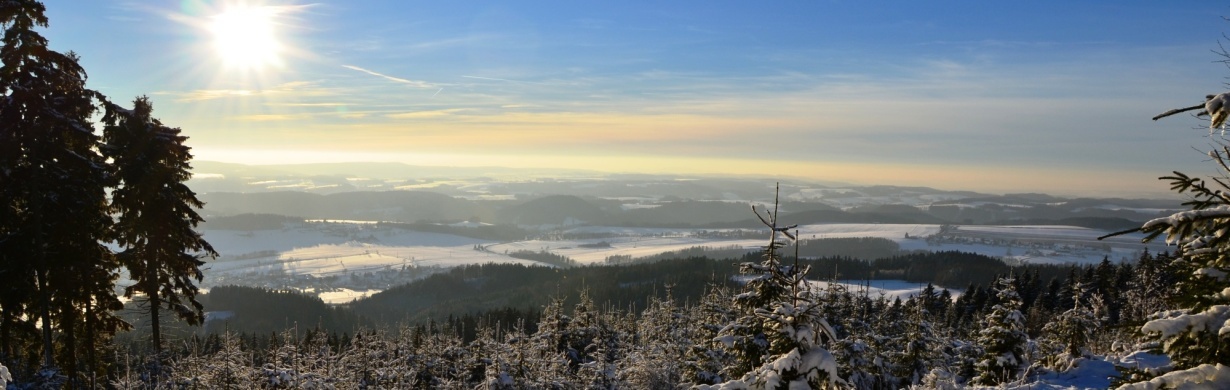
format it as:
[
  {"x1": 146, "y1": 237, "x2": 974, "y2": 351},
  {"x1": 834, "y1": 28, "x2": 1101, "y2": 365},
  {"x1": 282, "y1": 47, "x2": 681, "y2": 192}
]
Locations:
[{"x1": 210, "y1": 5, "x2": 282, "y2": 69}]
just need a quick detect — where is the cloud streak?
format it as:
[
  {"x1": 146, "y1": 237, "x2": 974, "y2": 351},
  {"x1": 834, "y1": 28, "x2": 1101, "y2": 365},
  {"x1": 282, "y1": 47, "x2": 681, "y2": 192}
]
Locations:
[{"x1": 342, "y1": 65, "x2": 433, "y2": 88}]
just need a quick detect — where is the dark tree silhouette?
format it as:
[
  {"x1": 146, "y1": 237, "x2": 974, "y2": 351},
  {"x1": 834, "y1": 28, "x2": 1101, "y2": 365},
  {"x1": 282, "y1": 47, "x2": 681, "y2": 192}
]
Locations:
[
  {"x1": 0, "y1": 0, "x2": 121, "y2": 378},
  {"x1": 103, "y1": 96, "x2": 216, "y2": 354}
]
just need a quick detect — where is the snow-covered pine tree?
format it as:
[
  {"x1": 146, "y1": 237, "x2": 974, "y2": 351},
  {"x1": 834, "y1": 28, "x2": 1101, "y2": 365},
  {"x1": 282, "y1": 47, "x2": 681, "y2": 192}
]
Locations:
[
  {"x1": 485, "y1": 319, "x2": 538, "y2": 388},
  {"x1": 472, "y1": 325, "x2": 511, "y2": 389},
  {"x1": 1104, "y1": 151, "x2": 1230, "y2": 386},
  {"x1": 298, "y1": 327, "x2": 342, "y2": 388},
  {"x1": 622, "y1": 289, "x2": 689, "y2": 388},
  {"x1": 409, "y1": 329, "x2": 467, "y2": 387},
  {"x1": 527, "y1": 297, "x2": 574, "y2": 388},
  {"x1": 830, "y1": 288, "x2": 889, "y2": 389},
  {"x1": 891, "y1": 295, "x2": 942, "y2": 387},
  {"x1": 1121, "y1": 250, "x2": 1176, "y2": 324},
  {"x1": 703, "y1": 184, "x2": 843, "y2": 389},
  {"x1": 1039, "y1": 281, "x2": 1101, "y2": 371},
  {"x1": 260, "y1": 328, "x2": 305, "y2": 388},
  {"x1": 568, "y1": 289, "x2": 617, "y2": 388},
  {"x1": 338, "y1": 329, "x2": 414, "y2": 388},
  {"x1": 684, "y1": 285, "x2": 737, "y2": 385},
  {"x1": 972, "y1": 275, "x2": 1029, "y2": 386},
  {"x1": 199, "y1": 331, "x2": 259, "y2": 387}
]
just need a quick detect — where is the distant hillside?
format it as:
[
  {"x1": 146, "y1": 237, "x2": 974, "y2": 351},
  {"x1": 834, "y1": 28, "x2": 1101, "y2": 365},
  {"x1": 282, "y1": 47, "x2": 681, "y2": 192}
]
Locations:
[
  {"x1": 349, "y1": 258, "x2": 743, "y2": 325},
  {"x1": 190, "y1": 171, "x2": 1182, "y2": 229},
  {"x1": 496, "y1": 195, "x2": 609, "y2": 225},
  {"x1": 201, "y1": 190, "x2": 492, "y2": 222},
  {"x1": 200, "y1": 213, "x2": 303, "y2": 230},
  {"x1": 620, "y1": 201, "x2": 753, "y2": 226}
]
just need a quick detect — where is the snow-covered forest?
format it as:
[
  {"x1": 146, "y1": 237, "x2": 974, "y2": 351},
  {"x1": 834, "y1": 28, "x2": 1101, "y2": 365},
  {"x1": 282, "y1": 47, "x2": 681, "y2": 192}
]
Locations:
[
  {"x1": 87, "y1": 226, "x2": 1224, "y2": 389},
  {"x1": 6, "y1": 0, "x2": 1230, "y2": 388}
]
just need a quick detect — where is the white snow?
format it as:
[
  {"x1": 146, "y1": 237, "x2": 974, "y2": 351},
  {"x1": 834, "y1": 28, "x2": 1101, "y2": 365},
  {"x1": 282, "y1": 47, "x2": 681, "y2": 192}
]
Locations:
[
  {"x1": 1117, "y1": 363, "x2": 1230, "y2": 390},
  {"x1": 205, "y1": 242, "x2": 541, "y2": 277},
  {"x1": 1141, "y1": 305, "x2": 1230, "y2": 340},
  {"x1": 0, "y1": 362, "x2": 10, "y2": 389},
  {"x1": 316, "y1": 288, "x2": 382, "y2": 304},
  {"x1": 486, "y1": 236, "x2": 765, "y2": 265}
]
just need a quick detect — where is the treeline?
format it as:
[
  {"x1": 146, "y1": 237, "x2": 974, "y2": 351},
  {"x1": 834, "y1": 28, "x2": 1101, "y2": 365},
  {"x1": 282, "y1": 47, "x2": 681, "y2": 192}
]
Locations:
[
  {"x1": 795, "y1": 236, "x2": 902, "y2": 260},
  {"x1": 113, "y1": 286, "x2": 371, "y2": 349},
  {"x1": 505, "y1": 249, "x2": 580, "y2": 268},
  {"x1": 200, "y1": 213, "x2": 304, "y2": 230},
  {"x1": 752, "y1": 250, "x2": 1079, "y2": 290},
  {"x1": 376, "y1": 221, "x2": 532, "y2": 242}
]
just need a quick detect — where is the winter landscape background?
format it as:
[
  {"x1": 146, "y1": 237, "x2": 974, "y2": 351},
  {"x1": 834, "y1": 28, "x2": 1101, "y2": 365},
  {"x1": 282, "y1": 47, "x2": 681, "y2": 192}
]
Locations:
[{"x1": 9, "y1": 0, "x2": 1230, "y2": 389}]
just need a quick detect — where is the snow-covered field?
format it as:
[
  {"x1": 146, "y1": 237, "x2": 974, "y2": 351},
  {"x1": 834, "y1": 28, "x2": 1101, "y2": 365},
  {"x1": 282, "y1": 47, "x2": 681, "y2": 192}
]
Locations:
[
  {"x1": 205, "y1": 242, "x2": 541, "y2": 277},
  {"x1": 485, "y1": 236, "x2": 767, "y2": 264},
  {"x1": 809, "y1": 279, "x2": 963, "y2": 301},
  {"x1": 199, "y1": 221, "x2": 1159, "y2": 303}
]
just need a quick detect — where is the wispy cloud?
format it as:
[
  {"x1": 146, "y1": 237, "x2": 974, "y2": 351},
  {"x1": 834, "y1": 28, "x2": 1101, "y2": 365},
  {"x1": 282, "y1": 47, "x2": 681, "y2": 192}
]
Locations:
[
  {"x1": 461, "y1": 75, "x2": 549, "y2": 86},
  {"x1": 158, "y1": 81, "x2": 325, "y2": 102},
  {"x1": 342, "y1": 65, "x2": 433, "y2": 88},
  {"x1": 160, "y1": 89, "x2": 255, "y2": 102},
  {"x1": 265, "y1": 102, "x2": 350, "y2": 107},
  {"x1": 406, "y1": 34, "x2": 496, "y2": 50}
]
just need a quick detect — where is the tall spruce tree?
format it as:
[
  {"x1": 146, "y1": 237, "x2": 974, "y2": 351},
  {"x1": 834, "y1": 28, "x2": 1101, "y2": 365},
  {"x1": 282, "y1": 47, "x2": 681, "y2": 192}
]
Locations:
[
  {"x1": 0, "y1": 0, "x2": 121, "y2": 377},
  {"x1": 102, "y1": 96, "x2": 216, "y2": 353}
]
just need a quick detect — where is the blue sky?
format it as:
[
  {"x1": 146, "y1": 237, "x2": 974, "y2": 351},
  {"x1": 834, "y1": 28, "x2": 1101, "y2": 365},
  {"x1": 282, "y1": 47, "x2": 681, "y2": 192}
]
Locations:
[{"x1": 40, "y1": 1, "x2": 1230, "y2": 196}]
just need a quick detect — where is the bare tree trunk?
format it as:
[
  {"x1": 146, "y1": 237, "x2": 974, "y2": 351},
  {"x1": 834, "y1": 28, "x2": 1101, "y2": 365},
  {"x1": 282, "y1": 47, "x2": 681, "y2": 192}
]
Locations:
[
  {"x1": 85, "y1": 298, "x2": 97, "y2": 387},
  {"x1": 36, "y1": 267, "x2": 53, "y2": 368},
  {"x1": 150, "y1": 291, "x2": 162, "y2": 354}
]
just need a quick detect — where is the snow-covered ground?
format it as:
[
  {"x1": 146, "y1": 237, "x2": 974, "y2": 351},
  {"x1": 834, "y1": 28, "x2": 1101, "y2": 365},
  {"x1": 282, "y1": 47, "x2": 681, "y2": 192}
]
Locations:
[
  {"x1": 205, "y1": 242, "x2": 541, "y2": 277},
  {"x1": 794, "y1": 223, "x2": 941, "y2": 240},
  {"x1": 315, "y1": 288, "x2": 383, "y2": 304}
]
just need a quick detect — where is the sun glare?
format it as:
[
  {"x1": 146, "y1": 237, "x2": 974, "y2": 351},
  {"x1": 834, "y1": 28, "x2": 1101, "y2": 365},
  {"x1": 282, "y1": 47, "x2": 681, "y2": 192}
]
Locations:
[{"x1": 210, "y1": 6, "x2": 281, "y2": 69}]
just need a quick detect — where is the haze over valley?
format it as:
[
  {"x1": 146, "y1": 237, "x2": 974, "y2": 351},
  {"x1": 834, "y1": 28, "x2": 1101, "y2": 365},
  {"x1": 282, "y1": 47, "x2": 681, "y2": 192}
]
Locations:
[{"x1": 189, "y1": 161, "x2": 1174, "y2": 305}]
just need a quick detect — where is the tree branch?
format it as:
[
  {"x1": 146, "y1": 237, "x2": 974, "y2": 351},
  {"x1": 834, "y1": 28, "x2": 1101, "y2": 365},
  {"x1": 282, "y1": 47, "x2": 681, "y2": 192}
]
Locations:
[{"x1": 1153, "y1": 103, "x2": 1207, "y2": 121}]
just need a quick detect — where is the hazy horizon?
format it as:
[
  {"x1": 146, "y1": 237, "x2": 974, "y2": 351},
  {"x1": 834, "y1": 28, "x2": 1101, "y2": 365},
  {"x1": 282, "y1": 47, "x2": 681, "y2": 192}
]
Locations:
[
  {"x1": 188, "y1": 158, "x2": 1187, "y2": 199},
  {"x1": 46, "y1": 1, "x2": 1230, "y2": 198}
]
